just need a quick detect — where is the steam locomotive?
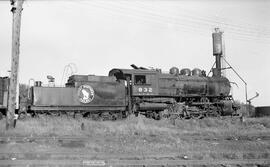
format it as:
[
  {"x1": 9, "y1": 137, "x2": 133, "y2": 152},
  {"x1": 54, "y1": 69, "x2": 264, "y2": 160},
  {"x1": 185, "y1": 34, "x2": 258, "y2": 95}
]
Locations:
[
  {"x1": 1, "y1": 28, "x2": 239, "y2": 120},
  {"x1": 26, "y1": 62, "x2": 236, "y2": 120}
]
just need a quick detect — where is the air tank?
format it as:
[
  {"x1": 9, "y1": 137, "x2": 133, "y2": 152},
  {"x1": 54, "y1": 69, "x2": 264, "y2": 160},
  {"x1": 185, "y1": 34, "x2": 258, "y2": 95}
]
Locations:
[
  {"x1": 169, "y1": 67, "x2": 179, "y2": 75},
  {"x1": 212, "y1": 28, "x2": 223, "y2": 55},
  {"x1": 191, "y1": 68, "x2": 202, "y2": 76},
  {"x1": 180, "y1": 68, "x2": 191, "y2": 76}
]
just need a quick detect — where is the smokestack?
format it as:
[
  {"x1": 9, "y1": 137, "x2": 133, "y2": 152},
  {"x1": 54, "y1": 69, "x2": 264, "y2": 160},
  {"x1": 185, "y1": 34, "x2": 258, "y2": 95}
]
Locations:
[{"x1": 212, "y1": 28, "x2": 223, "y2": 77}]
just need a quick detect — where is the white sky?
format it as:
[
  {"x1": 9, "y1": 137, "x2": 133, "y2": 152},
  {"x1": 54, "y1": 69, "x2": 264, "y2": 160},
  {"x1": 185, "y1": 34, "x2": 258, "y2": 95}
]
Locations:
[{"x1": 0, "y1": 0, "x2": 270, "y2": 106}]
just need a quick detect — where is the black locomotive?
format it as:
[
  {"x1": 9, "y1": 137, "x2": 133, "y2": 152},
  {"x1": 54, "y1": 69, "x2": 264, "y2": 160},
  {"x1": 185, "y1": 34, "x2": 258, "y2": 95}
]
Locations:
[
  {"x1": 26, "y1": 61, "x2": 237, "y2": 120},
  {"x1": 1, "y1": 29, "x2": 239, "y2": 120}
]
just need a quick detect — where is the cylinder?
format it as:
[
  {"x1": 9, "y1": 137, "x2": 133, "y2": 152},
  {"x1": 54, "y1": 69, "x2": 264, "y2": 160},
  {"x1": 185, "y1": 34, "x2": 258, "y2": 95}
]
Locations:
[{"x1": 221, "y1": 100, "x2": 233, "y2": 116}]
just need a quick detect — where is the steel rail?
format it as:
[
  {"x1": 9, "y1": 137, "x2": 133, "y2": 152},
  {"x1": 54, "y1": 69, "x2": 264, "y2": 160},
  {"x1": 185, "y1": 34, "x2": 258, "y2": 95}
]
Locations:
[
  {"x1": 1, "y1": 134, "x2": 269, "y2": 142},
  {"x1": 0, "y1": 151, "x2": 269, "y2": 162},
  {"x1": 0, "y1": 158, "x2": 269, "y2": 166}
]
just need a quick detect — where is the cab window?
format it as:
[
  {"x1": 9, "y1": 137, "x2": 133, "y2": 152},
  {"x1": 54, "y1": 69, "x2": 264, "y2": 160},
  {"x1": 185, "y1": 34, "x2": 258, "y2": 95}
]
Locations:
[{"x1": 135, "y1": 75, "x2": 146, "y2": 85}]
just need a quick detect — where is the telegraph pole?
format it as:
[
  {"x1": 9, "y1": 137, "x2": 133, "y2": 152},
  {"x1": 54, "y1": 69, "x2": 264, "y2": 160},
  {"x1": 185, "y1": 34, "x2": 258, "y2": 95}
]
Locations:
[{"x1": 6, "y1": 0, "x2": 24, "y2": 130}]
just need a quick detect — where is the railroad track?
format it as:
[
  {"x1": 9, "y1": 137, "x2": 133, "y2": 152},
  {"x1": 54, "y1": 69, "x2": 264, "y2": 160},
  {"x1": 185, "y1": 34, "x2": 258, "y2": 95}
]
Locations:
[
  {"x1": 0, "y1": 151, "x2": 269, "y2": 166},
  {"x1": 0, "y1": 150, "x2": 269, "y2": 159},
  {"x1": 0, "y1": 134, "x2": 269, "y2": 142},
  {"x1": 0, "y1": 157, "x2": 269, "y2": 166},
  {"x1": 0, "y1": 136, "x2": 269, "y2": 166},
  {"x1": 0, "y1": 159, "x2": 269, "y2": 166}
]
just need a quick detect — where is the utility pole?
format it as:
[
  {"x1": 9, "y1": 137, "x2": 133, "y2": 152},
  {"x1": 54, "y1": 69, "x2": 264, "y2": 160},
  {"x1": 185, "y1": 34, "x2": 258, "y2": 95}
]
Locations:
[{"x1": 6, "y1": 0, "x2": 24, "y2": 130}]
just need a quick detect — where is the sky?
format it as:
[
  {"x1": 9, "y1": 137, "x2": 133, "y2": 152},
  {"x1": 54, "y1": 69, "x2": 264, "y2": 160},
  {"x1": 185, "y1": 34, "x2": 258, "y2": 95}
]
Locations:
[{"x1": 0, "y1": 0, "x2": 270, "y2": 106}]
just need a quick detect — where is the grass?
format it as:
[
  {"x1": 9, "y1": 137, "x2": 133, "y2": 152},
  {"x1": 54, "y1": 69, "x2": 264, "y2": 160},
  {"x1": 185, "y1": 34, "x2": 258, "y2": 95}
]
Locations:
[
  {"x1": 0, "y1": 114, "x2": 269, "y2": 138},
  {"x1": 1, "y1": 115, "x2": 270, "y2": 155}
]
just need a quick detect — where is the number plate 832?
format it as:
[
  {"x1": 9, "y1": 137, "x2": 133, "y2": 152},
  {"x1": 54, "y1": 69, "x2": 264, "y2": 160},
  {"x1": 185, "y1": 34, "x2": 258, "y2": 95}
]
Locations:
[{"x1": 138, "y1": 87, "x2": 153, "y2": 93}]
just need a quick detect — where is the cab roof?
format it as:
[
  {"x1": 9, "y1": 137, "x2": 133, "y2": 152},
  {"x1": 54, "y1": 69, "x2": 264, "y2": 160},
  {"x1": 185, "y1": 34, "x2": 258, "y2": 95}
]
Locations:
[{"x1": 109, "y1": 68, "x2": 159, "y2": 80}]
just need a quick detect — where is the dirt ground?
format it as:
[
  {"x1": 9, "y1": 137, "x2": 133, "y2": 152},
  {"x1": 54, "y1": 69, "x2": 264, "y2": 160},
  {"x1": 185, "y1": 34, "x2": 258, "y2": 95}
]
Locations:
[{"x1": 0, "y1": 115, "x2": 270, "y2": 166}]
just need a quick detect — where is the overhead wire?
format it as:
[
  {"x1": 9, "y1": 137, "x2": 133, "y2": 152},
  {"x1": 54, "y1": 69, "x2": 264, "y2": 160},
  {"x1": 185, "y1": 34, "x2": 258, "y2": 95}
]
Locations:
[
  {"x1": 71, "y1": 0, "x2": 268, "y2": 41},
  {"x1": 133, "y1": 1, "x2": 270, "y2": 35},
  {"x1": 69, "y1": 0, "x2": 211, "y2": 38},
  {"x1": 119, "y1": 1, "x2": 270, "y2": 40},
  {"x1": 75, "y1": 0, "x2": 270, "y2": 43},
  {"x1": 124, "y1": 2, "x2": 270, "y2": 42},
  {"x1": 5, "y1": 0, "x2": 270, "y2": 39},
  {"x1": 3, "y1": 0, "x2": 270, "y2": 43}
]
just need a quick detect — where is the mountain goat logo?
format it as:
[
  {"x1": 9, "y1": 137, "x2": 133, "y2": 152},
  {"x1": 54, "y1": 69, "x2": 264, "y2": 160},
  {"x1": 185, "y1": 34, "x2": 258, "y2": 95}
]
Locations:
[{"x1": 78, "y1": 85, "x2": 94, "y2": 103}]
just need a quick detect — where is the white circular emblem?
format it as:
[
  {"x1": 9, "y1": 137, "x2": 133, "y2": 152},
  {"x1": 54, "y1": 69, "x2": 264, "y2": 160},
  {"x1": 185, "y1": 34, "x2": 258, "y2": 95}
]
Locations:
[{"x1": 78, "y1": 85, "x2": 95, "y2": 103}]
